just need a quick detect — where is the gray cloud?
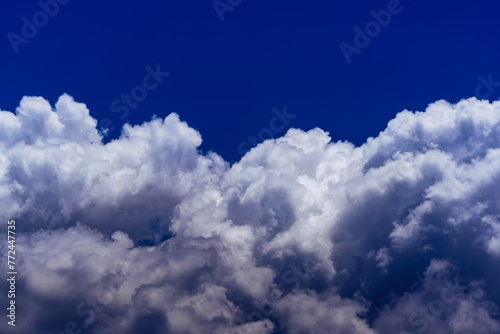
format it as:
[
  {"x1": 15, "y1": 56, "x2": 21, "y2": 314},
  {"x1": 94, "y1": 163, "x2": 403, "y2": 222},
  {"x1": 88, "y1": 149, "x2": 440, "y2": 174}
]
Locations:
[{"x1": 1, "y1": 95, "x2": 500, "y2": 333}]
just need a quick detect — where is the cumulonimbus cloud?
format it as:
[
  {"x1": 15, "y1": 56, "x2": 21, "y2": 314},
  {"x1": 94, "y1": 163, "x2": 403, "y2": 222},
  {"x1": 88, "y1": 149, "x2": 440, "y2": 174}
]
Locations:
[{"x1": 1, "y1": 94, "x2": 500, "y2": 333}]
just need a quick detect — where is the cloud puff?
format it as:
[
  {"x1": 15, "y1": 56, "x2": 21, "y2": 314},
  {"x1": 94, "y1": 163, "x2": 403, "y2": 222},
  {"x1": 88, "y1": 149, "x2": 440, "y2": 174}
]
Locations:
[{"x1": 1, "y1": 95, "x2": 500, "y2": 333}]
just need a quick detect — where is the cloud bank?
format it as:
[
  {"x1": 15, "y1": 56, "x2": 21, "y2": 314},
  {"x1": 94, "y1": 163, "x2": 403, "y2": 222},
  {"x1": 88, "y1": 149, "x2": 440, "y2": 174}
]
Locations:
[{"x1": 1, "y1": 95, "x2": 500, "y2": 333}]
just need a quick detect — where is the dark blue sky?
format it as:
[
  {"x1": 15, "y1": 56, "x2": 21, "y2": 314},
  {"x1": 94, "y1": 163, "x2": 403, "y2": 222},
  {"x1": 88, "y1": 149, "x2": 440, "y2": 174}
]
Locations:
[{"x1": 1, "y1": 0, "x2": 499, "y2": 162}]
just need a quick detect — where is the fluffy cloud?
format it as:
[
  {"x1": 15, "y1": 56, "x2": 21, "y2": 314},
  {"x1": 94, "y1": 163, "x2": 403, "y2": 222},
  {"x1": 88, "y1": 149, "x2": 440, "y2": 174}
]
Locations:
[{"x1": 1, "y1": 95, "x2": 500, "y2": 333}]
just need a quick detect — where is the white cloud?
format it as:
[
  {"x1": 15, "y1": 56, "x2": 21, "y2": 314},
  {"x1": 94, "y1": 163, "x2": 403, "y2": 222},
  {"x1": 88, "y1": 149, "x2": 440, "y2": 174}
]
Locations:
[{"x1": 1, "y1": 95, "x2": 500, "y2": 333}]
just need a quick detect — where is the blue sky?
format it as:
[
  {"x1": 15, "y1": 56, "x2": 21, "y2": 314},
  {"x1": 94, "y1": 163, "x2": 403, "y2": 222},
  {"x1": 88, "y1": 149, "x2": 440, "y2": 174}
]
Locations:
[
  {"x1": 3, "y1": 2, "x2": 500, "y2": 333},
  {"x1": 1, "y1": 0, "x2": 499, "y2": 162}
]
